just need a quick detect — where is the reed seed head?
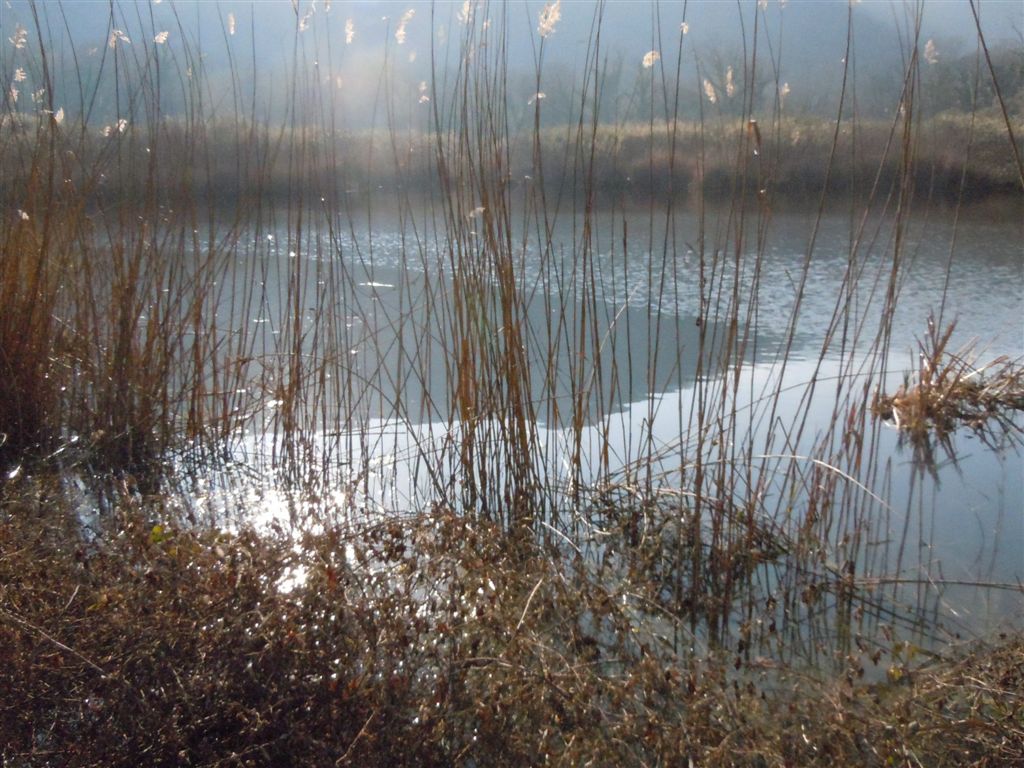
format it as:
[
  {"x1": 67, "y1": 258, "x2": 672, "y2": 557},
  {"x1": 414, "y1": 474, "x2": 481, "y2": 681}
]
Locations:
[
  {"x1": 108, "y1": 30, "x2": 130, "y2": 49},
  {"x1": 703, "y1": 78, "x2": 717, "y2": 104},
  {"x1": 396, "y1": 9, "x2": 414, "y2": 44},
  {"x1": 9, "y1": 24, "x2": 27, "y2": 49},
  {"x1": 538, "y1": 0, "x2": 561, "y2": 38}
]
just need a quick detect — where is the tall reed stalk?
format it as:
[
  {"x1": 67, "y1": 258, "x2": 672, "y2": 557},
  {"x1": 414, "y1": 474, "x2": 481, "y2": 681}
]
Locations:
[{"x1": 0, "y1": 0, "x2": 1018, "y2": 652}]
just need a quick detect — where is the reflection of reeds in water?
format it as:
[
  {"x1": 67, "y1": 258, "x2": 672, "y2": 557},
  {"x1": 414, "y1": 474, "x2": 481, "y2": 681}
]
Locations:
[{"x1": 0, "y1": 0, "x2": 1019, "y2": 678}]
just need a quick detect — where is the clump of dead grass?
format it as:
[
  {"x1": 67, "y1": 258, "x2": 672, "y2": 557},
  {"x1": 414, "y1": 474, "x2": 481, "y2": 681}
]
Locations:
[
  {"x1": 1, "y1": 478, "x2": 1021, "y2": 767},
  {"x1": 873, "y1": 319, "x2": 1024, "y2": 453}
]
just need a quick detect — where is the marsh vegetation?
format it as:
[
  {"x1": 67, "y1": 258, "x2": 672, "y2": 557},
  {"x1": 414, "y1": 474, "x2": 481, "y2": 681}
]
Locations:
[{"x1": 1, "y1": 0, "x2": 1022, "y2": 764}]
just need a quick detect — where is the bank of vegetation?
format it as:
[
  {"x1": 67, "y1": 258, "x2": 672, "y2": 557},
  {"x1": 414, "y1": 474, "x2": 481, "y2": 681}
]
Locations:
[
  {"x1": 1, "y1": 1, "x2": 1022, "y2": 764},
  {"x1": 1, "y1": 112, "x2": 1021, "y2": 208},
  {"x1": 2, "y1": 487, "x2": 1023, "y2": 766}
]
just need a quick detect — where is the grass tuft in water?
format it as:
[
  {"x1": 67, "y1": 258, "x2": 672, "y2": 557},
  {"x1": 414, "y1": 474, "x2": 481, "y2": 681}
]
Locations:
[{"x1": 873, "y1": 318, "x2": 1024, "y2": 457}]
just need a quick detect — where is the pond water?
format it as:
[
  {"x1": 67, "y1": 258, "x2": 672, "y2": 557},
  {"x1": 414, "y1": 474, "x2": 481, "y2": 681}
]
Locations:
[{"x1": 186, "y1": 202, "x2": 1022, "y2": 639}]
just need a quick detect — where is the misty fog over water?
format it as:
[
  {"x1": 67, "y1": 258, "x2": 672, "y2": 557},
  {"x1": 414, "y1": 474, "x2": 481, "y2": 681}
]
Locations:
[{"x1": 4, "y1": 0, "x2": 1022, "y2": 128}]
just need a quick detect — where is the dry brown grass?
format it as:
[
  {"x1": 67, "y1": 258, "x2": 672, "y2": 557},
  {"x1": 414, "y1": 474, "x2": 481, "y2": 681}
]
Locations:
[
  {"x1": 0, "y1": 481, "x2": 1021, "y2": 767},
  {"x1": 1, "y1": 114, "x2": 1018, "y2": 211},
  {"x1": 873, "y1": 319, "x2": 1024, "y2": 456},
  {"x1": 1, "y1": 7, "x2": 1022, "y2": 766}
]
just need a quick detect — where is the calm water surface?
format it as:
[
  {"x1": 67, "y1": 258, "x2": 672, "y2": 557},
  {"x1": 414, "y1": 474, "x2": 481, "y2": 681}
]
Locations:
[{"x1": 189, "y1": 204, "x2": 1022, "y2": 636}]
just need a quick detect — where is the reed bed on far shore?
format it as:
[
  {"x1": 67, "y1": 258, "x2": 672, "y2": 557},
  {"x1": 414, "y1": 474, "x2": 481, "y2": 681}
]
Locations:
[{"x1": 1, "y1": 112, "x2": 1020, "y2": 209}]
